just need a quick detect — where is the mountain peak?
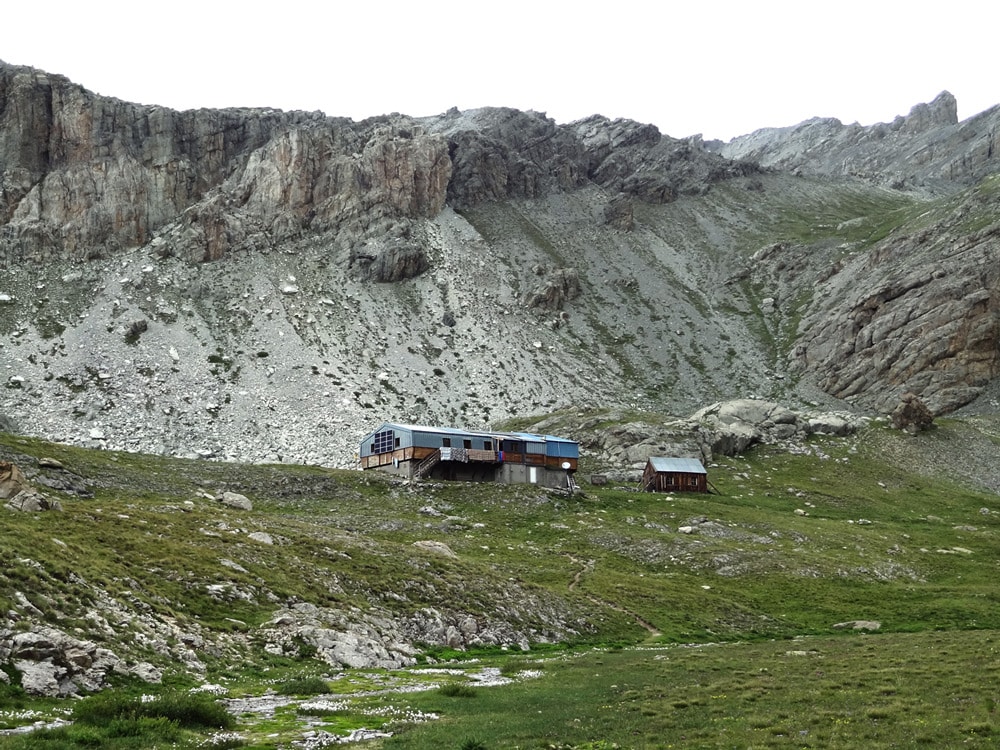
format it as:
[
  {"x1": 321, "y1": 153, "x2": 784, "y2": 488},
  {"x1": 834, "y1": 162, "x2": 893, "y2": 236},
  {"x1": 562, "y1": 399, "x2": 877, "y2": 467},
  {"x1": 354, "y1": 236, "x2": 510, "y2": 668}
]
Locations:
[{"x1": 900, "y1": 90, "x2": 958, "y2": 132}]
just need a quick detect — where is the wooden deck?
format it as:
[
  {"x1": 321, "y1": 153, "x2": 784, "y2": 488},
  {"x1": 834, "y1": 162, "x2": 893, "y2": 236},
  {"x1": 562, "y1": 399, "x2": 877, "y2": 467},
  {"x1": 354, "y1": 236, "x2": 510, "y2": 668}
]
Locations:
[{"x1": 361, "y1": 447, "x2": 577, "y2": 472}]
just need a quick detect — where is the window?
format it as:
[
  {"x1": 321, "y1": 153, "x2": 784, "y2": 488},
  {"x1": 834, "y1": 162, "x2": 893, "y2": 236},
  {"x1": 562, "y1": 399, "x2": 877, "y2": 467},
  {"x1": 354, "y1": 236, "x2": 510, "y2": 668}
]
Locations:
[
  {"x1": 665, "y1": 474, "x2": 676, "y2": 486},
  {"x1": 372, "y1": 429, "x2": 395, "y2": 454},
  {"x1": 483, "y1": 440, "x2": 492, "y2": 450},
  {"x1": 463, "y1": 439, "x2": 472, "y2": 449},
  {"x1": 689, "y1": 475, "x2": 699, "y2": 487},
  {"x1": 443, "y1": 438, "x2": 452, "y2": 448}
]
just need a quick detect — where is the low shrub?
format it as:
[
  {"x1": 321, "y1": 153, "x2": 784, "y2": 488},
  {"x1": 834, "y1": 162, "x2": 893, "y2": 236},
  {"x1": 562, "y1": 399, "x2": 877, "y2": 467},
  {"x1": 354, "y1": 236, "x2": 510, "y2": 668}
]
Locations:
[
  {"x1": 438, "y1": 682, "x2": 477, "y2": 698},
  {"x1": 105, "y1": 715, "x2": 182, "y2": 741},
  {"x1": 147, "y1": 692, "x2": 234, "y2": 729},
  {"x1": 73, "y1": 690, "x2": 234, "y2": 730},
  {"x1": 276, "y1": 677, "x2": 330, "y2": 696},
  {"x1": 498, "y1": 658, "x2": 540, "y2": 676}
]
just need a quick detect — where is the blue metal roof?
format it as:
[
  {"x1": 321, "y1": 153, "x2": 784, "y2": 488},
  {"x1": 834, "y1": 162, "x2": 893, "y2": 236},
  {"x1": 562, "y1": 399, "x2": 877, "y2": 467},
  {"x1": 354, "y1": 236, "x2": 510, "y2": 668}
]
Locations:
[
  {"x1": 360, "y1": 422, "x2": 578, "y2": 449},
  {"x1": 648, "y1": 457, "x2": 706, "y2": 474}
]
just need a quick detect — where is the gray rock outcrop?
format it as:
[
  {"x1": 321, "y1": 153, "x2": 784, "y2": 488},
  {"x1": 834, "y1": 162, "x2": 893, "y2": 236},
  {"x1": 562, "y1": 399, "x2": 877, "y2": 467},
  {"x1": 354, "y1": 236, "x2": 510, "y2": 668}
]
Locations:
[
  {"x1": 790, "y1": 194, "x2": 1000, "y2": 415},
  {"x1": 1, "y1": 461, "x2": 61, "y2": 511},
  {"x1": 525, "y1": 267, "x2": 581, "y2": 311},
  {"x1": 1, "y1": 623, "x2": 160, "y2": 696},
  {"x1": 6, "y1": 489, "x2": 62, "y2": 512},
  {"x1": 603, "y1": 193, "x2": 634, "y2": 231},
  {"x1": 534, "y1": 400, "x2": 868, "y2": 478},
  {"x1": 720, "y1": 91, "x2": 998, "y2": 192}
]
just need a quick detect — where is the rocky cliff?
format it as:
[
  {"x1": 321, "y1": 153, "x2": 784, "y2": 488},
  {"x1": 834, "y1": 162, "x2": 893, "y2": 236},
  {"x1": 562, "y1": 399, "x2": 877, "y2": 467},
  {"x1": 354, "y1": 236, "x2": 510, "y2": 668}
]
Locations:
[
  {"x1": 2, "y1": 61, "x2": 1000, "y2": 465},
  {"x1": 717, "y1": 91, "x2": 1000, "y2": 193}
]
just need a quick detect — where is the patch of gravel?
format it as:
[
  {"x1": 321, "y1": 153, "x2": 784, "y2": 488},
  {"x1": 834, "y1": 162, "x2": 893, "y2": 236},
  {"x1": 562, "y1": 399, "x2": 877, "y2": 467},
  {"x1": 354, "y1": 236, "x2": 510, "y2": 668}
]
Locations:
[{"x1": 869, "y1": 418, "x2": 1000, "y2": 495}]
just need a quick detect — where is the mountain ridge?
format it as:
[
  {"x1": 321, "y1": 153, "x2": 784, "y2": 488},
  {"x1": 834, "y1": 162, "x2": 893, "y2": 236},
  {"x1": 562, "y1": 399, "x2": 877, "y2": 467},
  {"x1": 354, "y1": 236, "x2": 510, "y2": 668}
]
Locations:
[
  {"x1": 717, "y1": 90, "x2": 1000, "y2": 193},
  {"x1": 2, "y1": 62, "x2": 1000, "y2": 466}
]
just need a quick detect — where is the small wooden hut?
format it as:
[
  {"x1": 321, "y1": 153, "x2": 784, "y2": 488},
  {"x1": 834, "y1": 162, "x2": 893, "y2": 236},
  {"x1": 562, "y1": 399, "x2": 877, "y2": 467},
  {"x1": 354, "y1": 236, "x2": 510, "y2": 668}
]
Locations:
[{"x1": 642, "y1": 457, "x2": 708, "y2": 493}]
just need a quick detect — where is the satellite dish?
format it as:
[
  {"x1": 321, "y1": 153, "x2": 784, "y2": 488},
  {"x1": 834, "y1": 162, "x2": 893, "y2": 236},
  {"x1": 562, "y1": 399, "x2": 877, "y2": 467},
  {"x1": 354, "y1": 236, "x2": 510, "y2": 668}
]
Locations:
[{"x1": 561, "y1": 461, "x2": 571, "y2": 470}]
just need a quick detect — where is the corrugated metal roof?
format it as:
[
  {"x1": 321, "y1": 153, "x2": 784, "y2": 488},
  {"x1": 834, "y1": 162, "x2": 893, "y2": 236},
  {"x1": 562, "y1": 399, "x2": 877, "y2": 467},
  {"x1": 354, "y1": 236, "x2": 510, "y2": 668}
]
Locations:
[
  {"x1": 648, "y1": 457, "x2": 706, "y2": 474},
  {"x1": 362, "y1": 422, "x2": 577, "y2": 446},
  {"x1": 509, "y1": 431, "x2": 577, "y2": 445}
]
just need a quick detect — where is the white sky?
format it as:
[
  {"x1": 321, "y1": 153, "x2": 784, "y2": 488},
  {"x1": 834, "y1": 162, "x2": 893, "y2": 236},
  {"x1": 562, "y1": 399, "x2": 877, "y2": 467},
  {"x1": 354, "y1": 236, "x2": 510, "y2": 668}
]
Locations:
[{"x1": 1, "y1": 0, "x2": 996, "y2": 142}]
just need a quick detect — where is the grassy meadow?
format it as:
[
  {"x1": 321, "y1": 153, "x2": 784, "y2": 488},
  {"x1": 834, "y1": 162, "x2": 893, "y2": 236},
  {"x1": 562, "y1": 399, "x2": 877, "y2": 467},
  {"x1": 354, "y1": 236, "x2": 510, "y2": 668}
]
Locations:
[{"x1": 1, "y1": 417, "x2": 999, "y2": 748}]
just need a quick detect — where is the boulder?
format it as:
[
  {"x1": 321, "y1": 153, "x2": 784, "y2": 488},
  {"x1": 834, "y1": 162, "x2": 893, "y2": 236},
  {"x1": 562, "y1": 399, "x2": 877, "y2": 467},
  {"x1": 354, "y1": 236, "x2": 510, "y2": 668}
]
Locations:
[
  {"x1": 603, "y1": 193, "x2": 634, "y2": 231},
  {"x1": 889, "y1": 392, "x2": 935, "y2": 434},
  {"x1": 689, "y1": 400, "x2": 799, "y2": 456},
  {"x1": 524, "y1": 267, "x2": 581, "y2": 311},
  {"x1": 413, "y1": 540, "x2": 457, "y2": 558},
  {"x1": 807, "y1": 413, "x2": 855, "y2": 436},
  {"x1": 219, "y1": 491, "x2": 253, "y2": 511},
  {"x1": 0, "y1": 461, "x2": 28, "y2": 498},
  {"x1": 7, "y1": 489, "x2": 62, "y2": 512},
  {"x1": 832, "y1": 620, "x2": 881, "y2": 631}
]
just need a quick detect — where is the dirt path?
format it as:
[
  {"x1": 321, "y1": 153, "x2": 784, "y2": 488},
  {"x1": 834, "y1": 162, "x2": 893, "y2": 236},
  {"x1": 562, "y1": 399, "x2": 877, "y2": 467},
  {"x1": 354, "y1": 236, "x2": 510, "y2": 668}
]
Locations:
[{"x1": 566, "y1": 555, "x2": 661, "y2": 637}]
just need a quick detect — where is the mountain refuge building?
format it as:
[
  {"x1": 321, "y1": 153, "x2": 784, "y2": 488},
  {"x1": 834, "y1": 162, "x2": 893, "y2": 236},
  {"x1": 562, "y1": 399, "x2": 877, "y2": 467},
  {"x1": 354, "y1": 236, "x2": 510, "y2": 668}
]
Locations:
[
  {"x1": 642, "y1": 457, "x2": 708, "y2": 493},
  {"x1": 359, "y1": 422, "x2": 579, "y2": 489}
]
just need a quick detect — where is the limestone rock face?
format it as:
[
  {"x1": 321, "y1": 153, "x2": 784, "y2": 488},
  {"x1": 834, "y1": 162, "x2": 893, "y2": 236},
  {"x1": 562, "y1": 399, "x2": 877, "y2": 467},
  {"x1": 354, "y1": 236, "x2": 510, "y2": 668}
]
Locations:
[
  {"x1": 720, "y1": 91, "x2": 996, "y2": 191},
  {"x1": 0, "y1": 62, "x2": 452, "y2": 267},
  {"x1": 429, "y1": 107, "x2": 749, "y2": 209},
  {"x1": 900, "y1": 91, "x2": 959, "y2": 134},
  {"x1": 0, "y1": 63, "x2": 306, "y2": 263},
  {"x1": 3, "y1": 62, "x2": 749, "y2": 271},
  {"x1": 232, "y1": 123, "x2": 451, "y2": 240},
  {"x1": 790, "y1": 192, "x2": 1000, "y2": 415},
  {"x1": 433, "y1": 107, "x2": 587, "y2": 207},
  {"x1": 570, "y1": 116, "x2": 760, "y2": 203}
]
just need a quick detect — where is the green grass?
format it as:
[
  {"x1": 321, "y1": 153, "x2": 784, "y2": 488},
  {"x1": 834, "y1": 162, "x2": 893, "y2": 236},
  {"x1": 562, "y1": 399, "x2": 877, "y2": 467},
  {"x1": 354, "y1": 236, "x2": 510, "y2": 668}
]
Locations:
[
  {"x1": 382, "y1": 630, "x2": 1000, "y2": 749},
  {"x1": 4, "y1": 691, "x2": 235, "y2": 748},
  {"x1": 3, "y1": 417, "x2": 1000, "y2": 746},
  {"x1": 763, "y1": 183, "x2": 919, "y2": 248}
]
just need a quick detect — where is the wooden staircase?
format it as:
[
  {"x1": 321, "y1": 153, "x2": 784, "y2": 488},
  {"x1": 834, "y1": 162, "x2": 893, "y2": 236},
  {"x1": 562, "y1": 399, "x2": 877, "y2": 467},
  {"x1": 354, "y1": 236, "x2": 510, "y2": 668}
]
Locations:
[{"x1": 414, "y1": 449, "x2": 441, "y2": 479}]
